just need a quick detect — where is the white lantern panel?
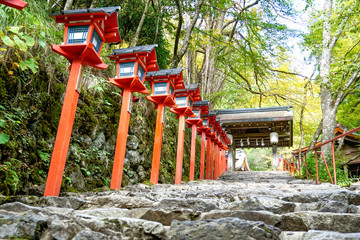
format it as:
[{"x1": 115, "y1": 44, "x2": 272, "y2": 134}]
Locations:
[
  {"x1": 68, "y1": 26, "x2": 89, "y2": 44},
  {"x1": 119, "y1": 62, "x2": 135, "y2": 77},
  {"x1": 203, "y1": 120, "x2": 208, "y2": 127},
  {"x1": 192, "y1": 110, "x2": 200, "y2": 118},
  {"x1": 176, "y1": 96, "x2": 187, "y2": 107},
  {"x1": 154, "y1": 82, "x2": 168, "y2": 95},
  {"x1": 91, "y1": 30, "x2": 102, "y2": 53},
  {"x1": 137, "y1": 63, "x2": 145, "y2": 82}
]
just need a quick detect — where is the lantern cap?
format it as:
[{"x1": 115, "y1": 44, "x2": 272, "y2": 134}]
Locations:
[
  {"x1": 193, "y1": 100, "x2": 209, "y2": 107},
  {"x1": 50, "y1": 6, "x2": 120, "y2": 17},
  {"x1": 111, "y1": 44, "x2": 158, "y2": 55},
  {"x1": 203, "y1": 111, "x2": 216, "y2": 117},
  {"x1": 146, "y1": 68, "x2": 184, "y2": 77},
  {"x1": 185, "y1": 84, "x2": 199, "y2": 91},
  {"x1": 50, "y1": 6, "x2": 121, "y2": 43}
]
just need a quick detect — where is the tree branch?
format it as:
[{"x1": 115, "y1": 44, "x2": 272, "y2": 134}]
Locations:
[
  {"x1": 173, "y1": 0, "x2": 183, "y2": 57},
  {"x1": 171, "y1": 0, "x2": 205, "y2": 68},
  {"x1": 268, "y1": 68, "x2": 308, "y2": 79}
]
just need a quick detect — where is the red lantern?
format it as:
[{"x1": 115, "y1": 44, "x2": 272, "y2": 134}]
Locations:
[
  {"x1": 170, "y1": 84, "x2": 200, "y2": 184},
  {"x1": 44, "y1": 7, "x2": 121, "y2": 197},
  {"x1": 145, "y1": 68, "x2": 185, "y2": 185},
  {"x1": 107, "y1": 45, "x2": 159, "y2": 190}
]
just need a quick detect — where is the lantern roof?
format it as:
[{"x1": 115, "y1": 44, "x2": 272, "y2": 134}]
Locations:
[
  {"x1": 50, "y1": 6, "x2": 120, "y2": 16},
  {"x1": 112, "y1": 44, "x2": 157, "y2": 55},
  {"x1": 193, "y1": 100, "x2": 209, "y2": 107},
  {"x1": 193, "y1": 100, "x2": 209, "y2": 116},
  {"x1": 203, "y1": 111, "x2": 216, "y2": 117},
  {"x1": 185, "y1": 84, "x2": 199, "y2": 91},
  {"x1": 50, "y1": 6, "x2": 121, "y2": 43},
  {"x1": 110, "y1": 44, "x2": 159, "y2": 71},
  {"x1": 146, "y1": 68, "x2": 183, "y2": 77},
  {"x1": 174, "y1": 84, "x2": 199, "y2": 95},
  {"x1": 146, "y1": 68, "x2": 185, "y2": 89}
]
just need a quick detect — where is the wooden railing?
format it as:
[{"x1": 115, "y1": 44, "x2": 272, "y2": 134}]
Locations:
[{"x1": 282, "y1": 126, "x2": 360, "y2": 185}]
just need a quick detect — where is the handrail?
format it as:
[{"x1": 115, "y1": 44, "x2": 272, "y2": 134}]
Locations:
[
  {"x1": 303, "y1": 126, "x2": 360, "y2": 154},
  {"x1": 285, "y1": 125, "x2": 360, "y2": 185}
]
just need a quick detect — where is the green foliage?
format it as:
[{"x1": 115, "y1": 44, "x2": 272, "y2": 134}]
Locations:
[
  {"x1": 0, "y1": 118, "x2": 9, "y2": 144},
  {"x1": 301, "y1": 153, "x2": 353, "y2": 186},
  {"x1": 0, "y1": 27, "x2": 38, "y2": 74},
  {"x1": 0, "y1": 158, "x2": 22, "y2": 195},
  {"x1": 246, "y1": 148, "x2": 273, "y2": 171}
]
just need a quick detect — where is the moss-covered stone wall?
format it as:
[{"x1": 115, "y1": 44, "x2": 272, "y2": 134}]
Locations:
[{"x1": 0, "y1": 66, "x2": 202, "y2": 195}]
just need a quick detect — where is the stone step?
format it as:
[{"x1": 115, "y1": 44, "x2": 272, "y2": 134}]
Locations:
[
  {"x1": 1, "y1": 171, "x2": 359, "y2": 239},
  {"x1": 280, "y1": 231, "x2": 360, "y2": 240},
  {"x1": 168, "y1": 217, "x2": 281, "y2": 240}
]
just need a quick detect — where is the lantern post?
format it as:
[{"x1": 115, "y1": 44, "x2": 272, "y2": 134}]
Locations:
[
  {"x1": 146, "y1": 69, "x2": 185, "y2": 185},
  {"x1": 107, "y1": 45, "x2": 159, "y2": 190},
  {"x1": 216, "y1": 125, "x2": 226, "y2": 178},
  {"x1": 44, "y1": 7, "x2": 121, "y2": 197},
  {"x1": 192, "y1": 101, "x2": 210, "y2": 180},
  {"x1": 0, "y1": 0, "x2": 27, "y2": 10},
  {"x1": 170, "y1": 85, "x2": 198, "y2": 184},
  {"x1": 205, "y1": 111, "x2": 217, "y2": 179},
  {"x1": 221, "y1": 129, "x2": 230, "y2": 175},
  {"x1": 184, "y1": 87, "x2": 202, "y2": 181},
  {"x1": 213, "y1": 119, "x2": 221, "y2": 180}
]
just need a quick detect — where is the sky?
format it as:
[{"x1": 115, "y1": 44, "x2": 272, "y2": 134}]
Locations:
[{"x1": 278, "y1": 0, "x2": 324, "y2": 78}]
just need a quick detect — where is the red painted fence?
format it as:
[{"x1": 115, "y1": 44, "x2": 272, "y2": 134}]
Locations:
[{"x1": 282, "y1": 126, "x2": 360, "y2": 185}]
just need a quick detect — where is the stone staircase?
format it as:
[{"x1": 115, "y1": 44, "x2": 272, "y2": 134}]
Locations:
[{"x1": 0, "y1": 171, "x2": 360, "y2": 239}]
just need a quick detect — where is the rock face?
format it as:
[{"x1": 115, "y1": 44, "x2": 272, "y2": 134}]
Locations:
[{"x1": 0, "y1": 171, "x2": 360, "y2": 239}]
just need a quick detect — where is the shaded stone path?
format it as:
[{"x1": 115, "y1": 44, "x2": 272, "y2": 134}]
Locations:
[{"x1": 0, "y1": 171, "x2": 360, "y2": 239}]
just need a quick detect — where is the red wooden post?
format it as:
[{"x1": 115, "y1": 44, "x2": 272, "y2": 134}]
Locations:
[
  {"x1": 199, "y1": 131, "x2": 206, "y2": 179},
  {"x1": 0, "y1": 0, "x2": 27, "y2": 10},
  {"x1": 331, "y1": 141, "x2": 337, "y2": 185},
  {"x1": 219, "y1": 148, "x2": 223, "y2": 176},
  {"x1": 44, "y1": 59, "x2": 82, "y2": 196},
  {"x1": 210, "y1": 140, "x2": 215, "y2": 179},
  {"x1": 110, "y1": 89, "x2": 131, "y2": 189},
  {"x1": 150, "y1": 104, "x2": 165, "y2": 184},
  {"x1": 320, "y1": 151, "x2": 334, "y2": 184},
  {"x1": 314, "y1": 150, "x2": 319, "y2": 184},
  {"x1": 223, "y1": 149, "x2": 225, "y2": 173},
  {"x1": 206, "y1": 136, "x2": 211, "y2": 179},
  {"x1": 297, "y1": 154, "x2": 301, "y2": 178},
  {"x1": 304, "y1": 153, "x2": 310, "y2": 179},
  {"x1": 175, "y1": 114, "x2": 186, "y2": 184},
  {"x1": 214, "y1": 143, "x2": 219, "y2": 179},
  {"x1": 189, "y1": 124, "x2": 197, "y2": 180},
  {"x1": 44, "y1": 7, "x2": 121, "y2": 196}
]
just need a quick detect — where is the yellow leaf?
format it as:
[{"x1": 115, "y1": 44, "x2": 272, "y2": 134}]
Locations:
[{"x1": 8, "y1": 71, "x2": 13, "y2": 75}]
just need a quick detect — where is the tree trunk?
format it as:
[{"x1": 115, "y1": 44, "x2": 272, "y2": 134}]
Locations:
[
  {"x1": 90, "y1": 0, "x2": 98, "y2": 8},
  {"x1": 320, "y1": 0, "x2": 336, "y2": 155},
  {"x1": 64, "y1": 0, "x2": 74, "y2": 10},
  {"x1": 173, "y1": 0, "x2": 183, "y2": 57},
  {"x1": 309, "y1": 119, "x2": 322, "y2": 150},
  {"x1": 131, "y1": 0, "x2": 150, "y2": 47},
  {"x1": 153, "y1": 0, "x2": 163, "y2": 44},
  {"x1": 170, "y1": 0, "x2": 205, "y2": 68}
]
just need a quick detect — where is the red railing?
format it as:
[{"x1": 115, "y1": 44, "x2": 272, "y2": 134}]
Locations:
[{"x1": 282, "y1": 126, "x2": 360, "y2": 185}]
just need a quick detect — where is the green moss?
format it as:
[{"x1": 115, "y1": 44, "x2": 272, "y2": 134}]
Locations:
[{"x1": 142, "y1": 180, "x2": 154, "y2": 186}]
